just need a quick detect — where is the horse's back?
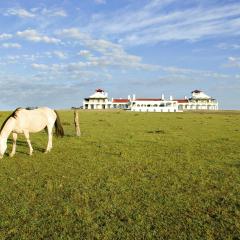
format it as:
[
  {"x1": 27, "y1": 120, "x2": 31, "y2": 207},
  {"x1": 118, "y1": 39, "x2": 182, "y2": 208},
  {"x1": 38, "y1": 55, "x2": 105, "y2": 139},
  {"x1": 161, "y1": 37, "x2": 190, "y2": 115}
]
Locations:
[
  {"x1": 14, "y1": 107, "x2": 56, "y2": 133},
  {"x1": 33, "y1": 107, "x2": 56, "y2": 116}
]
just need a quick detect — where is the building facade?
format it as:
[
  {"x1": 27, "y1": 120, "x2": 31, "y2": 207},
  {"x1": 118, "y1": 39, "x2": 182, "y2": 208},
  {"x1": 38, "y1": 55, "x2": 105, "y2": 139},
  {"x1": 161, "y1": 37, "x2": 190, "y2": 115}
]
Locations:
[
  {"x1": 83, "y1": 89, "x2": 130, "y2": 110},
  {"x1": 175, "y1": 90, "x2": 218, "y2": 111},
  {"x1": 130, "y1": 95, "x2": 178, "y2": 112},
  {"x1": 83, "y1": 89, "x2": 218, "y2": 112},
  {"x1": 83, "y1": 89, "x2": 109, "y2": 110}
]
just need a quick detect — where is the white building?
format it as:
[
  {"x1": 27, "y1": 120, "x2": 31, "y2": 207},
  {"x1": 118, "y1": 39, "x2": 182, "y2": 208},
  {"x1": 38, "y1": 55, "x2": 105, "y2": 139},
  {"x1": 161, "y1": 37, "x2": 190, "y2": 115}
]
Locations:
[
  {"x1": 112, "y1": 98, "x2": 130, "y2": 109},
  {"x1": 83, "y1": 89, "x2": 110, "y2": 110},
  {"x1": 175, "y1": 90, "x2": 218, "y2": 111},
  {"x1": 130, "y1": 94, "x2": 179, "y2": 112},
  {"x1": 83, "y1": 89, "x2": 130, "y2": 110},
  {"x1": 83, "y1": 89, "x2": 218, "y2": 112}
]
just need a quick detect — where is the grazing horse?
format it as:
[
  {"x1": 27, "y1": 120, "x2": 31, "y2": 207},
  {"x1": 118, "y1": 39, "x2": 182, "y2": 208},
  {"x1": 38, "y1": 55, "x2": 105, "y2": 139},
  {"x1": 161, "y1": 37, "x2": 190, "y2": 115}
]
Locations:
[{"x1": 0, "y1": 107, "x2": 64, "y2": 159}]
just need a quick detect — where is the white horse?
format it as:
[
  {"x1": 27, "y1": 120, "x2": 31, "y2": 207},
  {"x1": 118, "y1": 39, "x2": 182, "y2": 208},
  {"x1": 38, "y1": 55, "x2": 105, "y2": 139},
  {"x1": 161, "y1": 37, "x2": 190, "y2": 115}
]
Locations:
[{"x1": 0, "y1": 107, "x2": 64, "y2": 159}]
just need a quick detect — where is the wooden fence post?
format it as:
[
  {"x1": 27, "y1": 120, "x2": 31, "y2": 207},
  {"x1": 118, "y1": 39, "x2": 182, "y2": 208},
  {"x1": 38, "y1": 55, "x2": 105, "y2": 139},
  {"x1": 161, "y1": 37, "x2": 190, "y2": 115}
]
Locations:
[{"x1": 74, "y1": 109, "x2": 81, "y2": 137}]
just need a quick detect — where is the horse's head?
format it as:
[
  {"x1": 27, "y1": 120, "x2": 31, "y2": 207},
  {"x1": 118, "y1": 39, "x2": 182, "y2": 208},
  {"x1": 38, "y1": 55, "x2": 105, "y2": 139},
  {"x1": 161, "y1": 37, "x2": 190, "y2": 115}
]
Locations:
[{"x1": 0, "y1": 137, "x2": 7, "y2": 158}]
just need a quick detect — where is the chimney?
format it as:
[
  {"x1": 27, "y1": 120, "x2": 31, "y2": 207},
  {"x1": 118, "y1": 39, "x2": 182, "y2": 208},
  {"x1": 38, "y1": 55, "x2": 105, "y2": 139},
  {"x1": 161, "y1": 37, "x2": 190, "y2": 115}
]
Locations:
[
  {"x1": 133, "y1": 94, "x2": 136, "y2": 100},
  {"x1": 170, "y1": 95, "x2": 173, "y2": 101},
  {"x1": 128, "y1": 95, "x2": 131, "y2": 100},
  {"x1": 184, "y1": 96, "x2": 187, "y2": 99},
  {"x1": 161, "y1": 94, "x2": 165, "y2": 100}
]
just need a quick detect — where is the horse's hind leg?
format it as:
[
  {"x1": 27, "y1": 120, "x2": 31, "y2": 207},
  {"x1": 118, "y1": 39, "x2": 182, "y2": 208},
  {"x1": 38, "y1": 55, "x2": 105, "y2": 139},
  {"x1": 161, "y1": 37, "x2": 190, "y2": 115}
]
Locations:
[
  {"x1": 45, "y1": 124, "x2": 53, "y2": 153},
  {"x1": 23, "y1": 130, "x2": 33, "y2": 156},
  {"x1": 10, "y1": 133, "x2": 17, "y2": 157}
]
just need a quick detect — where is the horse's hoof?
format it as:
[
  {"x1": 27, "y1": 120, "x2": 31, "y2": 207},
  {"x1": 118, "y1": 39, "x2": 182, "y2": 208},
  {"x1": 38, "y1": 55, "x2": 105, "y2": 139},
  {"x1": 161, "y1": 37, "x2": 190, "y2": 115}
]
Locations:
[
  {"x1": 44, "y1": 149, "x2": 51, "y2": 153},
  {"x1": 9, "y1": 154, "x2": 14, "y2": 158}
]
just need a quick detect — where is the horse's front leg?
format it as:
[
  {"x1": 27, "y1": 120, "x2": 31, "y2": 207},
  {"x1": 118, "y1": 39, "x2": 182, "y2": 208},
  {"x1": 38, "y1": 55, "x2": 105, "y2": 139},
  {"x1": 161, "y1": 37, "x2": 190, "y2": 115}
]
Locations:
[
  {"x1": 45, "y1": 125, "x2": 53, "y2": 153},
  {"x1": 23, "y1": 130, "x2": 33, "y2": 156},
  {"x1": 10, "y1": 132, "x2": 17, "y2": 157}
]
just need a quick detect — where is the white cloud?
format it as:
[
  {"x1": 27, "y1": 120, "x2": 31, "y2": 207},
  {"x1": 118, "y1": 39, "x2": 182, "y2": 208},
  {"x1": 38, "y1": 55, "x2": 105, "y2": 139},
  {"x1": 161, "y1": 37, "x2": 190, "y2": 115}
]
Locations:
[
  {"x1": 6, "y1": 55, "x2": 20, "y2": 61},
  {"x1": 3, "y1": 7, "x2": 67, "y2": 19},
  {"x1": 85, "y1": 1, "x2": 240, "y2": 46},
  {"x1": 78, "y1": 50, "x2": 93, "y2": 58},
  {"x1": 53, "y1": 51, "x2": 67, "y2": 59},
  {"x1": 17, "y1": 29, "x2": 61, "y2": 44},
  {"x1": 0, "y1": 33, "x2": 12, "y2": 40},
  {"x1": 225, "y1": 56, "x2": 240, "y2": 68},
  {"x1": 57, "y1": 28, "x2": 124, "y2": 54},
  {"x1": 41, "y1": 8, "x2": 67, "y2": 17},
  {"x1": 1, "y1": 43, "x2": 21, "y2": 48},
  {"x1": 57, "y1": 28, "x2": 154, "y2": 70},
  {"x1": 31, "y1": 63, "x2": 49, "y2": 70},
  {"x1": 95, "y1": 0, "x2": 106, "y2": 4},
  {"x1": 57, "y1": 28, "x2": 90, "y2": 42},
  {"x1": 56, "y1": 27, "x2": 240, "y2": 76},
  {"x1": 0, "y1": 71, "x2": 112, "y2": 109},
  {"x1": 4, "y1": 8, "x2": 35, "y2": 18},
  {"x1": 217, "y1": 43, "x2": 240, "y2": 50}
]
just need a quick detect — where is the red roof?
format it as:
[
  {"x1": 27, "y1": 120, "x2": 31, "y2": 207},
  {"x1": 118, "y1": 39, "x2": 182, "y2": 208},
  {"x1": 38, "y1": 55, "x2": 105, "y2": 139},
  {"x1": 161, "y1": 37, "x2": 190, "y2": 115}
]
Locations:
[
  {"x1": 112, "y1": 99, "x2": 129, "y2": 103},
  {"x1": 135, "y1": 98, "x2": 162, "y2": 101},
  {"x1": 174, "y1": 99, "x2": 188, "y2": 103},
  {"x1": 96, "y1": 88, "x2": 104, "y2": 92},
  {"x1": 191, "y1": 89, "x2": 202, "y2": 93}
]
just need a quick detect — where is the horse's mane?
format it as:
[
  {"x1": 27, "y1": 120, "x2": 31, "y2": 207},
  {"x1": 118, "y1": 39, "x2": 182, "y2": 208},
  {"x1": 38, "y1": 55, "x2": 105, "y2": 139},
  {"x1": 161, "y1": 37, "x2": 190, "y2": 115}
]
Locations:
[
  {"x1": 26, "y1": 107, "x2": 38, "y2": 110},
  {"x1": 0, "y1": 108, "x2": 21, "y2": 134}
]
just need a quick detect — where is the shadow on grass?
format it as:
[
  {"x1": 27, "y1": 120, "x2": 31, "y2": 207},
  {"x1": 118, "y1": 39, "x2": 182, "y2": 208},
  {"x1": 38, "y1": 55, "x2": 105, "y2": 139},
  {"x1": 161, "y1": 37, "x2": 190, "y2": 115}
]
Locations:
[
  {"x1": 224, "y1": 162, "x2": 240, "y2": 170},
  {"x1": 146, "y1": 129, "x2": 166, "y2": 134},
  {"x1": 7, "y1": 139, "x2": 45, "y2": 154}
]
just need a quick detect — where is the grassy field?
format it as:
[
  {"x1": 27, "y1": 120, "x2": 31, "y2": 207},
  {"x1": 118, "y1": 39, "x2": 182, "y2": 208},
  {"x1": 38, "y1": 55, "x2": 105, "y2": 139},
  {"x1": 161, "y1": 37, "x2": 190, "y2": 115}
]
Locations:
[{"x1": 0, "y1": 110, "x2": 239, "y2": 239}]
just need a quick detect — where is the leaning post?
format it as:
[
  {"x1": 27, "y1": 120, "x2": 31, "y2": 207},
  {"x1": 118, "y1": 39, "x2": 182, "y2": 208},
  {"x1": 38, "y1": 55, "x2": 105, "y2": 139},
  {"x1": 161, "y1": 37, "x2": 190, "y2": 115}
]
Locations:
[{"x1": 74, "y1": 109, "x2": 81, "y2": 137}]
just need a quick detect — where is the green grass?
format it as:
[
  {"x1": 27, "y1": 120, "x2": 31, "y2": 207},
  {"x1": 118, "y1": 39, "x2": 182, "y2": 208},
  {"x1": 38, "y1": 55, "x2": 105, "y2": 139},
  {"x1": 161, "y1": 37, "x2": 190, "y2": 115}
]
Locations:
[{"x1": 0, "y1": 110, "x2": 240, "y2": 239}]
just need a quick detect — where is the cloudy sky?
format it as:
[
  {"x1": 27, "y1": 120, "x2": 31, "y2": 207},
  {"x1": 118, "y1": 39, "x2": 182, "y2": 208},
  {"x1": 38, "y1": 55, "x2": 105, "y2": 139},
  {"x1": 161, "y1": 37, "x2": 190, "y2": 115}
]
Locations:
[{"x1": 0, "y1": 0, "x2": 239, "y2": 109}]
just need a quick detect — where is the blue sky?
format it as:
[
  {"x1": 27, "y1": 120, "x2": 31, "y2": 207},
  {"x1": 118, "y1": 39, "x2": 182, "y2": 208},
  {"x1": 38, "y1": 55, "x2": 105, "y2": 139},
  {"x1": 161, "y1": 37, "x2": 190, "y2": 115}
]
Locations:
[{"x1": 0, "y1": 0, "x2": 239, "y2": 109}]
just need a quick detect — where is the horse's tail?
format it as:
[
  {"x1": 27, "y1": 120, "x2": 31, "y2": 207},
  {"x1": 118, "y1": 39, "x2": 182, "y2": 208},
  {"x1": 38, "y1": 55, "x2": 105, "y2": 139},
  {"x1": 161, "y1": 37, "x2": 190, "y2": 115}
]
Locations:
[{"x1": 54, "y1": 110, "x2": 64, "y2": 137}]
